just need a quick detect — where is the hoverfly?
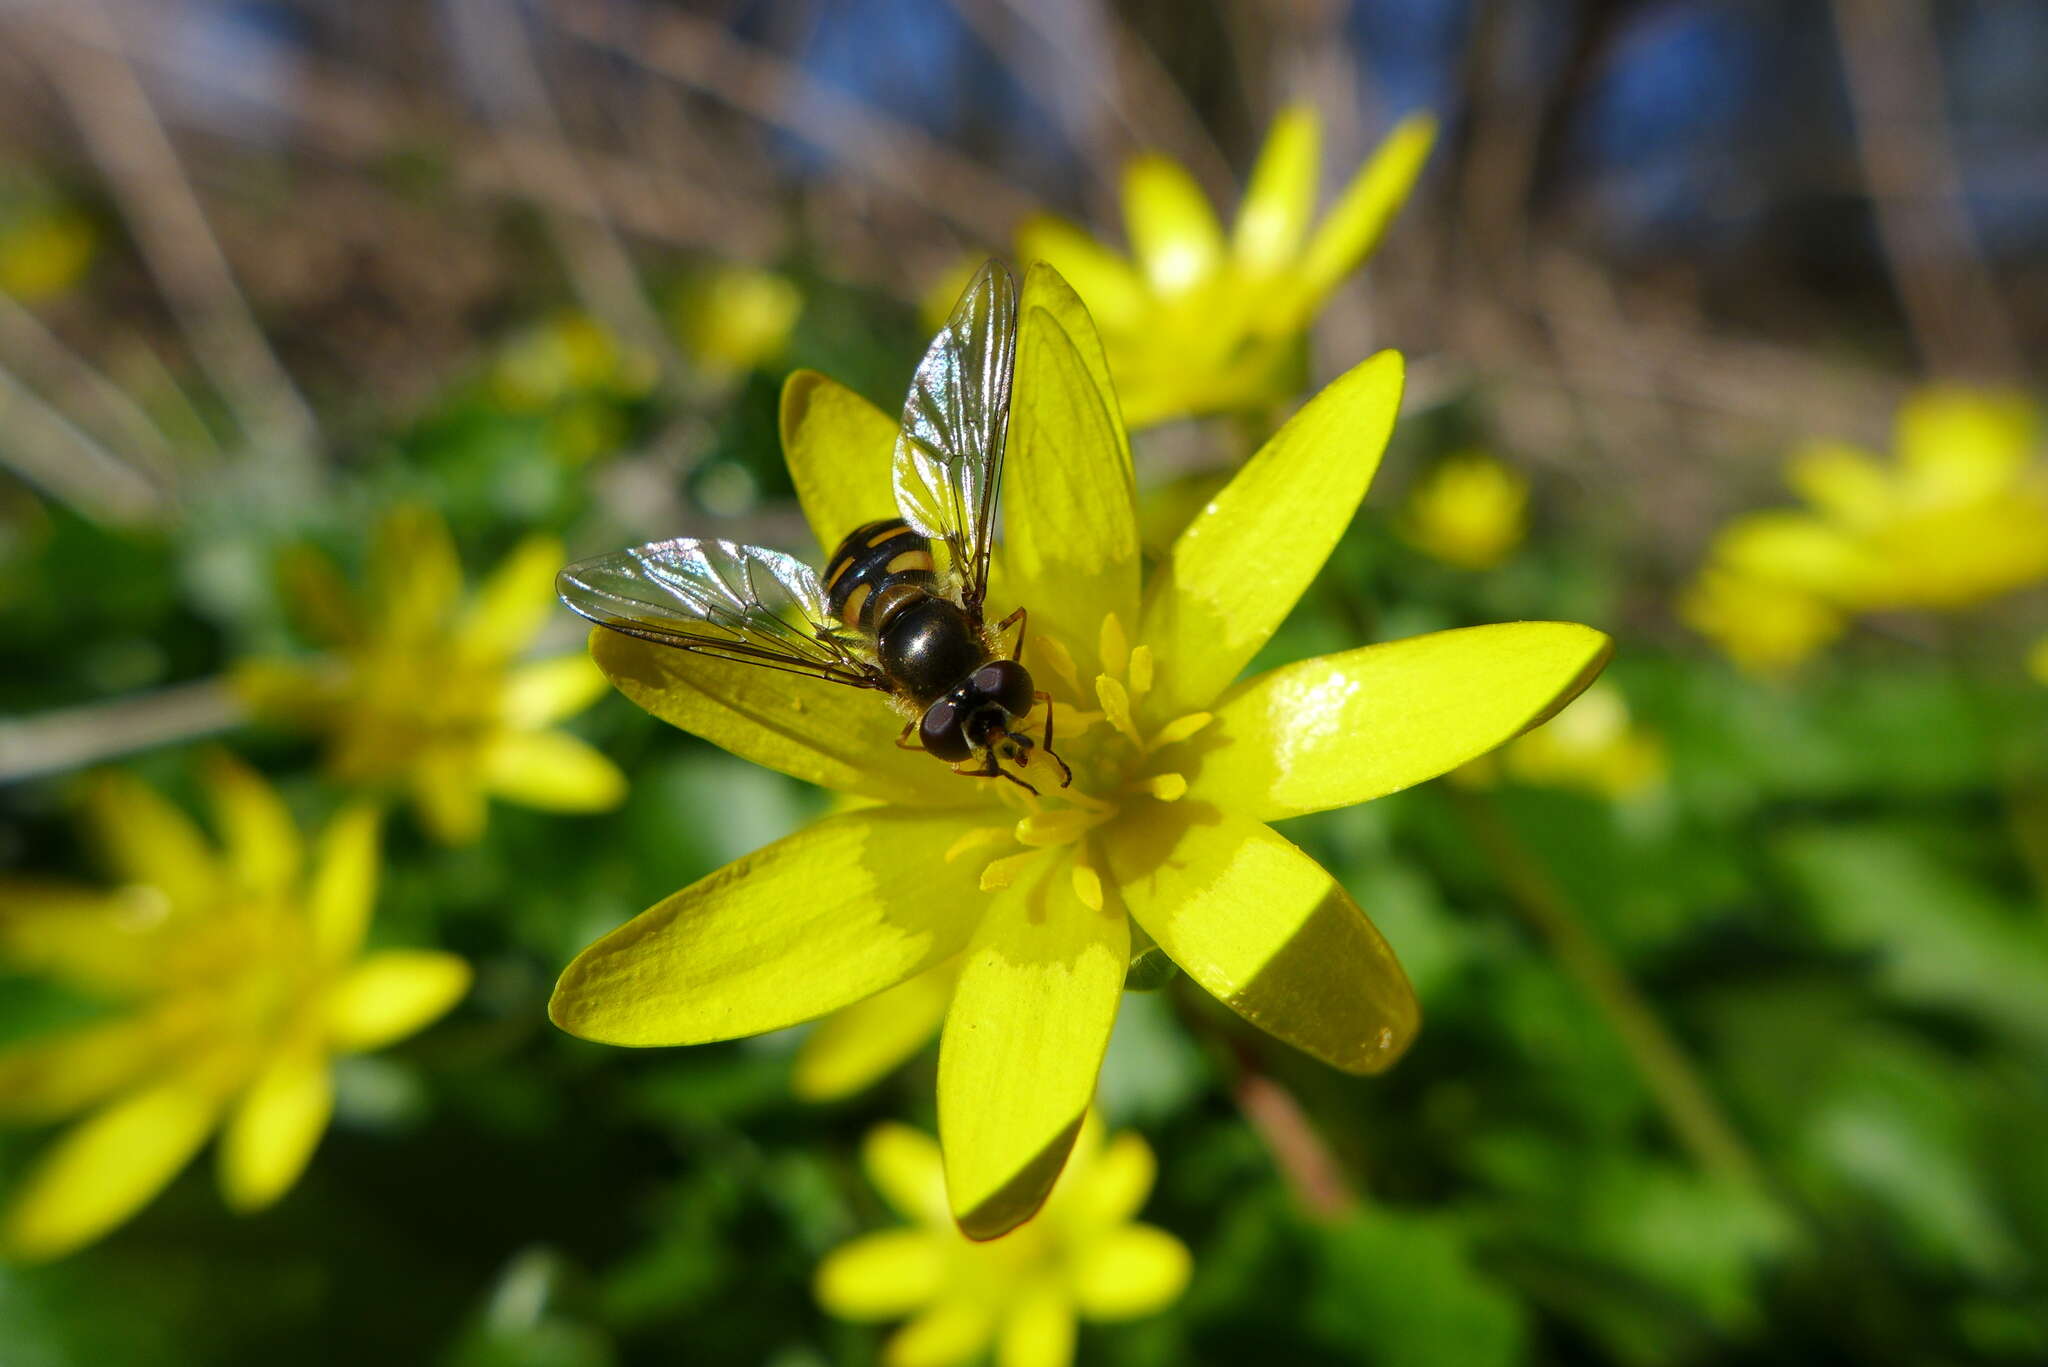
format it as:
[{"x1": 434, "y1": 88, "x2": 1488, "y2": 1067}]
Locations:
[{"x1": 556, "y1": 261, "x2": 1071, "y2": 793}]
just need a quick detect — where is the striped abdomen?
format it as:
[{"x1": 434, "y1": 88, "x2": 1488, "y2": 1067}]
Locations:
[{"x1": 823, "y1": 517, "x2": 936, "y2": 634}]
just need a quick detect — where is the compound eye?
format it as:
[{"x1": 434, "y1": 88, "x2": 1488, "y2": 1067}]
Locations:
[
  {"x1": 971, "y1": 660, "x2": 1035, "y2": 717},
  {"x1": 918, "y1": 697, "x2": 972, "y2": 761}
]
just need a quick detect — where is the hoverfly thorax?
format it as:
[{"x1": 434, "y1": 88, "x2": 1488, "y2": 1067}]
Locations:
[{"x1": 556, "y1": 261, "x2": 1071, "y2": 794}]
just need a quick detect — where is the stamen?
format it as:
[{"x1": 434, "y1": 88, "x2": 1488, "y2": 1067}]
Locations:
[
  {"x1": 1127, "y1": 645, "x2": 1154, "y2": 698},
  {"x1": 1034, "y1": 634, "x2": 1083, "y2": 698},
  {"x1": 1015, "y1": 808, "x2": 1098, "y2": 848},
  {"x1": 1098, "y1": 614, "x2": 1130, "y2": 680},
  {"x1": 1134, "y1": 772, "x2": 1188, "y2": 801},
  {"x1": 1070, "y1": 860, "x2": 1104, "y2": 912},
  {"x1": 1096, "y1": 675, "x2": 1142, "y2": 746},
  {"x1": 945, "y1": 826, "x2": 1014, "y2": 863},
  {"x1": 1148, "y1": 710, "x2": 1213, "y2": 751},
  {"x1": 979, "y1": 850, "x2": 1039, "y2": 892}
]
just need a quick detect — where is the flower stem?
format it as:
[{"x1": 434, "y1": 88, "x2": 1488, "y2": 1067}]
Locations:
[
  {"x1": 1450, "y1": 787, "x2": 1768, "y2": 1192},
  {"x1": 0, "y1": 676, "x2": 242, "y2": 783}
]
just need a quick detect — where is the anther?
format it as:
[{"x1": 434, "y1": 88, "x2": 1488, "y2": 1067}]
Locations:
[
  {"x1": 945, "y1": 827, "x2": 1014, "y2": 863},
  {"x1": 1096, "y1": 676, "x2": 1141, "y2": 746},
  {"x1": 1070, "y1": 861, "x2": 1104, "y2": 912},
  {"x1": 979, "y1": 849, "x2": 1039, "y2": 892},
  {"x1": 1098, "y1": 614, "x2": 1130, "y2": 679},
  {"x1": 1134, "y1": 773, "x2": 1187, "y2": 801}
]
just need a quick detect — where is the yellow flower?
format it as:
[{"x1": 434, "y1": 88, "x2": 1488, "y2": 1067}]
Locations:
[
  {"x1": 1400, "y1": 450, "x2": 1529, "y2": 570},
  {"x1": 0, "y1": 189, "x2": 96, "y2": 300},
  {"x1": 235, "y1": 505, "x2": 625, "y2": 844},
  {"x1": 1015, "y1": 106, "x2": 1435, "y2": 428},
  {"x1": 0, "y1": 757, "x2": 470, "y2": 1261},
  {"x1": 672, "y1": 263, "x2": 803, "y2": 375},
  {"x1": 816, "y1": 1116, "x2": 1188, "y2": 1367},
  {"x1": 491, "y1": 312, "x2": 657, "y2": 411},
  {"x1": 549, "y1": 264, "x2": 1611, "y2": 1238},
  {"x1": 1684, "y1": 387, "x2": 2048, "y2": 671},
  {"x1": 1458, "y1": 682, "x2": 1664, "y2": 801}
]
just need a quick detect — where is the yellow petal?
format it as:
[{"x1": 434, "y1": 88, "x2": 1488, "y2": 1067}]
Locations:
[
  {"x1": 551, "y1": 808, "x2": 988, "y2": 1047},
  {"x1": 865, "y1": 1121, "x2": 951, "y2": 1225},
  {"x1": 1067, "y1": 1130, "x2": 1156, "y2": 1231},
  {"x1": 218, "y1": 1049, "x2": 332, "y2": 1212},
  {"x1": 0, "y1": 882, "x2": 173, "y2": 995},
  {"x1": 939, "y1": 859, "x2": 1129, "y2": 1240},
  {"x1": 326, "y1": 949, "x2": 472, "y2": 1052},
  {"x1": 1679, "y1": 568, "x2": 1843, "y2": 676},
  {"x1": 792, "y1": 959, "x2": 957, "y2": 1101},
  {"x1": 457, "y1": 533, "x2": 565, "y2": 658},
  {"x1": 307, "y1": 803, "x2": 381, "y2": 963},
  {"x1": 591, "y1": 628, "x2": 963, "y2": 807},
  {"x1": 1071, "y1": 1226, "x2": 1192, "y2": 1320},
  {"x1": 1234, "y1": 105, "x2": 1320, "y2": 273},
  {"x1": 501, "y1": 654, "x2": 611, "y2": 729},
  {"x1": 1137, "y1": 351, "x2": 1404, "y2": 719},
  {"x1": 86, "y1": 771, "x2": 218, "y2": 911},
  {"x1": 1713, "y1": 510, "x2": 1872, "y2": 601},
  {"x1": 886, "y1": 1300, "x2": 997, "y2": 1367},
  {"x1": 1004, "y1": 268, "x2": 1139, "y2": 674},
  {"x1": 1, "y1": 1084, "x2": 216, "y2": 1262},
  {"x1": 204, "y1": 752, "x2": 301, "y2": 897},
  {"x1": 1106, "y1": 804, "x2": 1415, "y2": 1074},
  {"x1": 999, "y1": 1283, "x2": 1076, "y2": 1367},
  {"x1": 481, "y1": 728, "x2": 626, "y2": 811},
  {"x1": 781, "y1": 369, "x2": 902, "y2": 558},
  {"x1": 370, "y1": 504, "x2": 464, "y2": 642},
  {"x1": 1121, "y1": 155, "x2": 1223, "y2": 298},
  {"x1": 0, "y1": 1017, "x2": 166, "y2": 1123},
  {"x1": 815, "y1": 1229, "x2": 946, "y2": 1320},
  {"x1": 1180, "y1": 623, "x2": 1613, "y2": 822},
  {"x1": 1292, "y1": 113, "x2": 1436, "y2": 314},
  {"x1": 1785, "y1": 440, "x2": 1892, "y2": 529},
  {"x1": 410, "y1": 747, "x2": 488, "y2": 845},
  {"x1": 1014, "y1": 214, "x2": 1148, "y2": 331},
  {"x1": 1895, "y1": 386, "x2": 2038, "y2": 497}
]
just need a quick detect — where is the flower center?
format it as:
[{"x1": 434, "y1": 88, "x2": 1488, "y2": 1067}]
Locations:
[{"x1": 944, "y1": 612, "x2": 1211, "y2": 911}]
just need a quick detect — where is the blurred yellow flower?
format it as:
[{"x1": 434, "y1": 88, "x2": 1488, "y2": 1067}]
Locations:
[
  {"x1": 0, "y1": 191, "x2": 96, "y2": 300},
  {"x1": 672, "y1": 263, "x2": 802, "y2": 375},
  {"x1": 1678, "y1": 567, "x2": 1845, "y2": 677},
  {"x1": 1014, "y1": 106, "x2": 1435, "y2": 428},
  {"x1": 2030, "y1": 638, "x2": 2048, "y2": 687},
  {"x1": 1684, "y1": 387, "x2": 2048, "y2": 671},
  {"x1": 1458, "y1": 682, "x2": 1664, "y2": 801},
  {"x1": 550, "y1": 264, "x2": 1610, "y2": 1235},
  {"x1": 235, "y1": 505, "x2": 624, "y2": 844},
  {"x1": 491, "y1": 312, "x2": 657, "y2": 411},
  {"x1": 1400, "y1": 450, "x2": 1529, "y2": 570},
  {"x1": 0, "y1": 757, "x2": 469, "y2": 1262},
  {"x1": 815, "y1": 1117, "x2": 1188, "y2": 1367}
]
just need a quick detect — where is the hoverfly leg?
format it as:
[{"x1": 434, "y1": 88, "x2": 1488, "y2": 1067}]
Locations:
[
  {"x1": 894, "y1": 720, "x2": 923, "y2": 752},
  {"x1": 995, "y1": 606, "x2": 1028, "y2": 661},
  {"x1": 959, "y1": 751, "x2": 1038, "y2": 796},
  {"x1": 1034, "y1": 690, "x2": 1072, "y2": 787}
]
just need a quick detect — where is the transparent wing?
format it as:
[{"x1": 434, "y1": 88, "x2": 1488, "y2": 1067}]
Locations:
[
  {"x1": 891, "y1": 259, "x2": 1017, "y2": 615},
  {"x1": 557, "y1": 538, "x2": 886, "y2": 688}
]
